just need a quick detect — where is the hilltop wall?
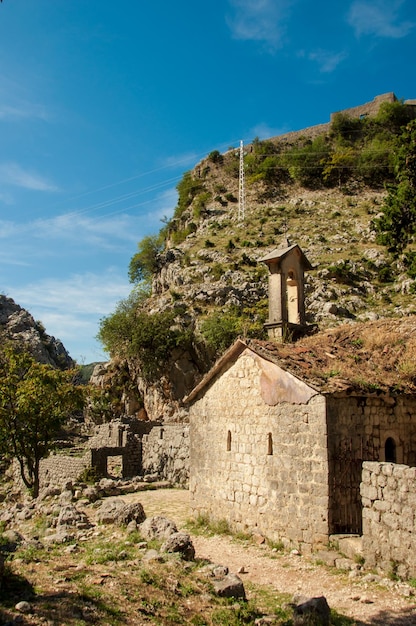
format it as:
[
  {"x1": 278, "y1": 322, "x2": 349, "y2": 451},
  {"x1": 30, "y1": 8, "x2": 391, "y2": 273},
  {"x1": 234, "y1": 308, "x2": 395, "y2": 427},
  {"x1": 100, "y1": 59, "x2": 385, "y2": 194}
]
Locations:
[{"x1": 330, "y1": 92, "x2": 397, "y2": 121}]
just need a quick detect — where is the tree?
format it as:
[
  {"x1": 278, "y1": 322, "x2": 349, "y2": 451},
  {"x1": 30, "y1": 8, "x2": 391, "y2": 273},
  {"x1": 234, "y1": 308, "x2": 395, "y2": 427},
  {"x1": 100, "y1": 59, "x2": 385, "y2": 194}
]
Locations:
[
  {"x1": 322, "y1": 146, "x2": 356, "y2": 187},
  {"x1": 284, "y1": 136, "x2": 331, "y2": 188},
  {"x1": 0, "y1": 345, "x2": 84, "y2": 497},
  {"x1": 128, "y1": 234, "x2": 164, "y2": 284},
  {"x1": 375, "y1": 120, "x2": 416, "y2": 256}
]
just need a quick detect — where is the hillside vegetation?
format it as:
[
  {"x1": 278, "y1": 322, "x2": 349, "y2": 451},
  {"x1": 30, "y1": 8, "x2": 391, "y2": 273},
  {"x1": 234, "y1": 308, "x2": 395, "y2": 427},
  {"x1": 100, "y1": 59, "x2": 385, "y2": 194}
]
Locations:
[{"x1": 96, "y1": 99, "x2": 416, "y2": 419}]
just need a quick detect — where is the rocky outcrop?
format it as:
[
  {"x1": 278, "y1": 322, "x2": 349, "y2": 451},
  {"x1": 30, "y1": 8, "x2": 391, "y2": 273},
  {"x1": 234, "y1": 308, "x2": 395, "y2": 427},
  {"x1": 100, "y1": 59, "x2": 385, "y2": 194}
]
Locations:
[{"x1": 0, "y1": 295, "x2": 73, "y2": 369}]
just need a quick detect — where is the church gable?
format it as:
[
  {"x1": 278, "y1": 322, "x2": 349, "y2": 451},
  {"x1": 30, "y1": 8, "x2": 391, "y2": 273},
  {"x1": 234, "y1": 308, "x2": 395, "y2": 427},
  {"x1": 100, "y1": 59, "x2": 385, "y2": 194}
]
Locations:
[
  {"x1": 185, "y1": 340, "x2": 318, "y2": 407},
  {"x1": 250, "y1": 349, "x2": 318, "y2": 405}
]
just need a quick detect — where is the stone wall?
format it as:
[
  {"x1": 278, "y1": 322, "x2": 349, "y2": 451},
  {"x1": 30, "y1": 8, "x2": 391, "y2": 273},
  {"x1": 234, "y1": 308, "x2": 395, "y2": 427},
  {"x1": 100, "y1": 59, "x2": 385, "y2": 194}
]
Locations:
[
  {"x1": 40, "y1": 452, "x2": 92, "y2": 487},
  {"x1": 14, "y1": 451, "x2": 92, "y2": 492},
  {"x1": 326, "y1": 395, "x2": 416, "y2": 534},
  {"x1": 141, "y1": 424, "x2": 189, "y2": 486},
  {"x1": 189, "y1": 350, "x2": 330, "y2": 552},
  {"x1": 330, "y1": 93, "x2": 397, "y2": 121},
  {"x1": 361, "y1": 461, "x2": 416, "y2": 580}
]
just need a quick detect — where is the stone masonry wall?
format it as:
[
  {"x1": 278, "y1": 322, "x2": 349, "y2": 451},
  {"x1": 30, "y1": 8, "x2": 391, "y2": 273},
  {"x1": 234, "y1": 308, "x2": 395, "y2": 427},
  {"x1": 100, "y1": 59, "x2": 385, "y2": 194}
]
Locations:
[
  {"x1": 326, "y1": 395, "x2": 416, "y2": 534},
  {"x1": 141, "y1": 424, "x2": 189, "y2": 486},
  {"x1": 361, "y1": 461, "x2": 416, "y2": 580},
  {"x1": 14, "y1": 451, "x2": 92, "y2": 492},
  {"x1": 189, "y1": 350, "x2": 329, "y2": 553},
  {"x1": 40, "y1": 452, "x2": 92, "y2": 488},
  {"x1": 330, "y1": 93, "x2": 397, "y2": 121}
]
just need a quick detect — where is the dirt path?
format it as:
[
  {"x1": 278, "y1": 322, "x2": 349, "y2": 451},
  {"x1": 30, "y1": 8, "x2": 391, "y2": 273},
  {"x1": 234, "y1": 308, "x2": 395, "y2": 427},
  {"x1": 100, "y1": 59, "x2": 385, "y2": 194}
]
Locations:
[{"x1": 122, "y1": 488, "x2": 416, "y2": 625}]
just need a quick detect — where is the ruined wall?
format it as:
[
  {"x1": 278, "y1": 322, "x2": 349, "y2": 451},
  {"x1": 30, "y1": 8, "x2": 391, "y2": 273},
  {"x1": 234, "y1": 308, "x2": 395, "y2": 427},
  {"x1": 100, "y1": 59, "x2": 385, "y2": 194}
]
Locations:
[
  {"x1": 361, "y1": 461, "x2": 416, "y2": 580},
  {"x1": 189, "y1": 349, "x2": 329, "y2": 552},
  {"x1": 14, "y1": 451, "x2": 92, "y2": 492},
  {"x1": 326, "y1": 395, "x2": 416, "y2": 535},
  {"x1": 330, "y1": 93, "x2": 397, "y2": 121},
  {"x1": 39, "y1": 452, "x2": 92, "y2": 487},
  {"x1": 141, "y1": 424, "x2": 189, "y2": 486}
]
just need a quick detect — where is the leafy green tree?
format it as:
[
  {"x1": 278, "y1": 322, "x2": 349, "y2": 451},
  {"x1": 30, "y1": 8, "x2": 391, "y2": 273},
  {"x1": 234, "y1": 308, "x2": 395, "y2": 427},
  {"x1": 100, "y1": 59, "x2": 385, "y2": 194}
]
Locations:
[
  {"x1": 375, "y1": 120, "x2": 416, "y2": 256},
  {"x1": 322, "y1": 146, "x2": 356, "y2": 187},
  {"x1": 331, "y1": 112, "x2": 364, "y2": 144},
  {"x1": 284, "y1": 136, "x2": 331, "y2": 188},
  {"x1": 174, "y1": 171, "x2": 204, "y2": 219},
  {"x1": 374, "y1": 100, "x2": 414, "y2": 136},
  {"x1": 208, "y1": 150, "x2": 223, "y2": 164},
  {"x1": 128, "y1": 234, "x2": 164, "y2": 284},
  {"x1": 98, "y1": 293, "x2": 194, "y2": 379},
  {"x1": 358, "y1": 137, "x2": 395, "y2": 187},
  {"x1": 200, "y1": 307, "x2": 265, "y2": 357},
  {"x1": 0, "y1": 345, "x2": 84, "y2": 497}
]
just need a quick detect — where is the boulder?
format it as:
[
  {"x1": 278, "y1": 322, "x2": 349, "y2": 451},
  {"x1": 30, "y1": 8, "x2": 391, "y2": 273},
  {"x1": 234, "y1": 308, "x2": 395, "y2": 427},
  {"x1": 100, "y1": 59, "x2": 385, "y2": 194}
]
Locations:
[
  {"x1": 0, "y1": 529, "x2": 23, "y2": 553},
  {"x1": 96, "y1": 498, "x2": 126, "y2": 524},
  {"x1": 139, "y1": 516, "x2": 177, "y2": 540},
  {"x1": 96, "y1": 499, "x2": 145, "y2": 526},
  {"x1": 83, "y1": 486, "x2": 100, "y2": 503},
  {"x1": 57, "y1": 505, "x2": 91, "y2": 529},
  {"x1": 98, "y1": 478, "x2": 122, "y2": 496},
  {"x1": 161, "y1": 531, "x2": 195, "y2": 561},
  {"x1": 212, "y1": 573, "x2": 246, "y2": 600},
  {"x1": 292, "y1": 596, "x2": 331, "y2": 626},
  {"x1": 115, "y1": 502, "x2": 146, "y2": 526}
]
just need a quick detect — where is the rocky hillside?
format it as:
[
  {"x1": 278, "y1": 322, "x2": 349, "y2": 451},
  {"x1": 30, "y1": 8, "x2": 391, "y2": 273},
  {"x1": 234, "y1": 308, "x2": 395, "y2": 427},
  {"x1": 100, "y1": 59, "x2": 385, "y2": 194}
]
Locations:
[
  {"x1": 0, "y1": 295, "x2": 73, "y2": 370},
  {"x1": 95, "y1": 97, "x2": 416, "y2": 421}
]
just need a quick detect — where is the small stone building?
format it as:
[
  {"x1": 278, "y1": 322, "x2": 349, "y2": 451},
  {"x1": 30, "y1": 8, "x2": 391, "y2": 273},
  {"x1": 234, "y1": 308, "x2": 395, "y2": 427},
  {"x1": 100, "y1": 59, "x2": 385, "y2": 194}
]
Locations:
[{"x1": 186, "y1": 320, "x2": 416, "y2": 553}]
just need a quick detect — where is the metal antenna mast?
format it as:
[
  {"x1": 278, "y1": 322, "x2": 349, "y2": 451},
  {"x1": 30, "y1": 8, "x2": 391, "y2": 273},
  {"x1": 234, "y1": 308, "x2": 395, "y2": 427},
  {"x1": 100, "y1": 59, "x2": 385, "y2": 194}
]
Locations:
[{"x1": 238, "y1": 139, "x2": 245, "y2": 222}]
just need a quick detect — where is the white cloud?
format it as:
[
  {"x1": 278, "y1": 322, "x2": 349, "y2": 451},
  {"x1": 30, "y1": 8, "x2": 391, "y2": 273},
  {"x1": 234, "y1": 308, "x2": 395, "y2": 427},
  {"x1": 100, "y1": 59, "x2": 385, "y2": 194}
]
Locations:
[
  {"x1": 0, "y1": 185, "x2": 178, "y2": 255},
  {"x1": 0, "y1": 102, "x2": 49, "y2": 121},
  {"x1": 0, "y1": 162, "x2": 59, "y2": 191},
  {"x1": 161, "y1": 151, "x2": 199, "y2": 169},
  {"x1": 226, "y1": 0, "x2": 294, "y2": 51},
  {"x1": 8, "y1": 270, "x2": 132, "y2": 363},
  {"x1": 348, "y1": 0, "x2": 414, "y2": 38},
  {"x1": 308, "y1": 49, "x2": 348, "y2": 73},
  {"x1": 248, "y1": 123, "x2": 290, "y2": 140},
  {"x1": 13, "y1": 271, "x2": 131, "y2": 316}
]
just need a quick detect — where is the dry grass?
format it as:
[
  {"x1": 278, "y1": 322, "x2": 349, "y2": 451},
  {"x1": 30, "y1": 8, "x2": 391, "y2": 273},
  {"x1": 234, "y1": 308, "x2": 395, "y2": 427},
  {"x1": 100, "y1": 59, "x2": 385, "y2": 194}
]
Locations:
[{"x1": 260, "y1": 316, "x2": 416, "y2": 393}]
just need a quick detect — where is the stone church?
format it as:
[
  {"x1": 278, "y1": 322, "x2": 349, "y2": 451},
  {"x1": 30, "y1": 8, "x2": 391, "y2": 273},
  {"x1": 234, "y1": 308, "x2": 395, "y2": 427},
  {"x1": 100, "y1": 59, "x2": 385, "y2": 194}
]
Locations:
[{"x1": 186, "y1": 240, "x2": 416, "y2": 552}]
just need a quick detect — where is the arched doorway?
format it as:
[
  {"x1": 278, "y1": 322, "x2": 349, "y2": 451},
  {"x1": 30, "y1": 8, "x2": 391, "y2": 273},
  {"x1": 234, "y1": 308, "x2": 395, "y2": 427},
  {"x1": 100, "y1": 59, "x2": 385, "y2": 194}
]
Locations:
[
  {"x1": 385, "y1": 437, "x2": 397, "y2": 463},
  {"x1": 286, "y1": 271, "x2": 299, "y2": 324}
]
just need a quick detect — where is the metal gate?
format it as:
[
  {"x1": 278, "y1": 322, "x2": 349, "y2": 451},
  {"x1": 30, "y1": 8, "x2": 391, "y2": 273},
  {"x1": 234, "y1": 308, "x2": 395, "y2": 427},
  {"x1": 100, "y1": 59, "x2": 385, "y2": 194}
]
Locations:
[{"x1": 329, "y1": 437, "x2": 378, "y2": 535}]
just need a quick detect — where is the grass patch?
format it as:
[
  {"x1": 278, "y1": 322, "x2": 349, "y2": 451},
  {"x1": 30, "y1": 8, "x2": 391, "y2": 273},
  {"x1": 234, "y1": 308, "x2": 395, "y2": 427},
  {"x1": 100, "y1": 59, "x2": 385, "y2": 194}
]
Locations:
[
  {"x1": 187, "y1": 514, "x2": 231, "y2": 537},
  {"x1": 83, "y1": 539, "x2": 135, "y2": 565}
]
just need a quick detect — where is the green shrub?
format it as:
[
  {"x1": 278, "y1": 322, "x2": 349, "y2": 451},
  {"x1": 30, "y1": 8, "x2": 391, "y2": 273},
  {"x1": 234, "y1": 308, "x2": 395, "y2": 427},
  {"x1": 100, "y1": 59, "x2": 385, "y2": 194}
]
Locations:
[
  {"x1": 128, "y1": 234, "x2": 164, "y2": 284},
  {"x1": 98, "y1": 298, "x2": 194, "y2": 379},
  {"x1": 211, "y1": 263, "x2": 224, "y2": 281},
  {"x1": 208, "y1": 150, "x2": 224, "y2": 164},
  {"x1": 175, "y1": 171, "x2": 204, "y2": 220}
]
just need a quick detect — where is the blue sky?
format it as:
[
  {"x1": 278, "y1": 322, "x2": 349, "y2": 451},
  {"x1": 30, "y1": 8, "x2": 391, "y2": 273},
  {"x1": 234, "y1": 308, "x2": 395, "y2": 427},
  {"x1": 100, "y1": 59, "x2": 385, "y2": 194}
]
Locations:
[{"x1": 0, "y1": 0, "x2": 415, "y2": 363}]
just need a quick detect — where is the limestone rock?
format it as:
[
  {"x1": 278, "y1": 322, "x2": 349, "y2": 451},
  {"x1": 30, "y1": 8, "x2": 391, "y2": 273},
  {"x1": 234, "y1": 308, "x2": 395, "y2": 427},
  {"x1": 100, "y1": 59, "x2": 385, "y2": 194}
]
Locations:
[
  {"x1": 96, "y1": 498, "x2": 146, "y2": 526},
  {"x1": 139, "y1": 516, "x2": 177, "y2": 540},
  {"x1": 0, "y1": 295, "x2": 73, "y2": 368},
  {"x1": 57, "y1": 504, "x2": 91, "y2": 529},
  {"x1": 15, "y1": 600, "x2": 32, "y2": 614},
  {"x1": 292, "y1": 596, "x2": 331, "y2": 626},
  {"x1": 83, "y1": 486, "x2": 100, "y2": 503},
  {"x1": 114, "y1": 502, "x2": 146, "y2": 526},
  {"x1": 161, "y1": 531, "x2": 195, "y2": 561},
  {"x1": 212, "y1": 573, "x2": 246, "y2": 600},
  {"x1": 96, "y1": 498, "x2": 126, "y2": 524}
]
